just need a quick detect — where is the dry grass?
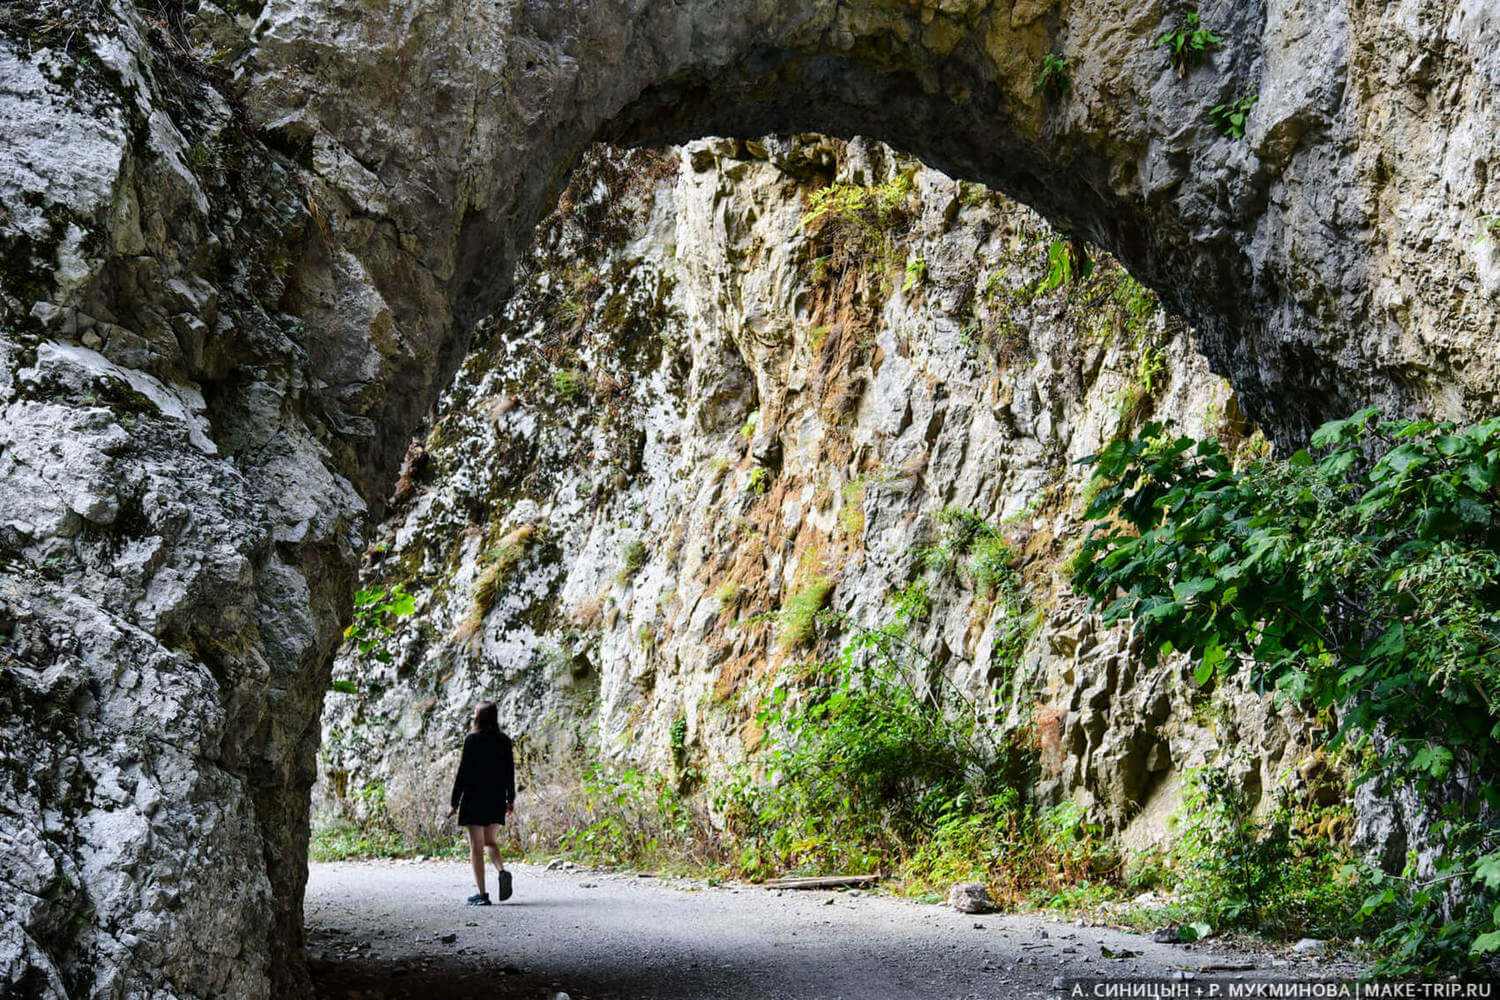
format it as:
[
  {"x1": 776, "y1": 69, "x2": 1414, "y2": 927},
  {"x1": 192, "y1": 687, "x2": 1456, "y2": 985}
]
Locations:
[{"x1": 455, "y1": 523, "x2": 537, "y2": 643}]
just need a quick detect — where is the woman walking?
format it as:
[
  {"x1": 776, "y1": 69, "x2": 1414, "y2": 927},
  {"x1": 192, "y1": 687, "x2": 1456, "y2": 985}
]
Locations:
[{"x1": 446, "y1": 700, "x2": 516, "y2": 905}]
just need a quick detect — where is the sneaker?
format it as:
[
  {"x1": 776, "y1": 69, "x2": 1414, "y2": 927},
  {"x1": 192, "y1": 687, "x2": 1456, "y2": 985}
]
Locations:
[
  {"x1": 494, "y1": 869, "x2": 513, "y2": 902},
  {"x1": 466, "y1": 892, "x2": 491, "y2": 906}
]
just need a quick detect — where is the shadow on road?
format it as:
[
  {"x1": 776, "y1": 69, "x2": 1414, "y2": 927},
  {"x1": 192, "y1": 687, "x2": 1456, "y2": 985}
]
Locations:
[
  {"x1": 307, "y1": 951, "x2": 791, "y2": 1000},
  {"x1": 309, "y1": 953, "x2": 558, "y2": 1000}
]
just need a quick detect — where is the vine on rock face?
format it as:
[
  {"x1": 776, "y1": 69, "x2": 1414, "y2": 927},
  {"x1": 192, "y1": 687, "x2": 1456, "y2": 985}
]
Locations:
[
  {"x1": 333, "y1": 584, "x2": 416, "y2": 690},
  {"x1": 1072, "y1": 411, "x2": 1500, "y2": 972}
]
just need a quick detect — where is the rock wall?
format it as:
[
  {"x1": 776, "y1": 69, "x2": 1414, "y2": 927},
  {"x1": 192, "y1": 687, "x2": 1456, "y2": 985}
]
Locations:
[
  {"x1": 1, "y1": 0, "x2": 1497, "y2": 995},
  {"x1": 1, "y1": 3, "x2": 362, "y2": 996},
  {"x1": 318, "y1": 136, "x2": 1309, "y2": 856}
]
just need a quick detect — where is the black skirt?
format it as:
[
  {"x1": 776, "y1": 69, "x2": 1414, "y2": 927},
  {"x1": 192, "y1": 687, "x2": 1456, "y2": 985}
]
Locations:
[{"x1": 458, "y1": 788, "x2": 508, "y2": 827}]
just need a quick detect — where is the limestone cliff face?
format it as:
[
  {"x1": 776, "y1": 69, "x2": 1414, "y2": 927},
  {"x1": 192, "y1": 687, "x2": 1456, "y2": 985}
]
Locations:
[
  {"x1": 2, "y1": 0, "x2": 1497, "y2": 995},
  {"x1": 319, "y1": 137, "x2": 1306, "y2": 856},
  {"x1": 0, "y1": 4, "x2": 361, "y2": 996}
]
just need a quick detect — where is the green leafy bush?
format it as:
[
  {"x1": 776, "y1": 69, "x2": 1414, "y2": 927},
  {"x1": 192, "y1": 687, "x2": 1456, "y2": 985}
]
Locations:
[
  {"x1": 1209, "y1": 92, "x2": 1257, "y2": 138},
  {"x1": 1036, "y1": 53, "x2": 1071, "y2": 98},
  {"x1": 311, "y1": 779, "x2": 463, "y2": 861},
  {"x1": 717, "y1": 595, "x2": 1115, "y2": 902},
  {"x1": 1155, "y1": 11, "x2": 1221, "y2": 77},
  {"x1": 559, "y1": 764, "x2": 707, "y2": 867},
  {"x1": 1175, "y1": 765, "x2": 1368, "y2": 940},
  {"x1": 742, "y1": 615, "x2": 1028, "y2": 874},
  {"x1": 798, "y1": 172, "x2": 918, "y2": 289},
  {"x1": 902, "y1": 257, "x2": 928, "y2": 293},
  {"x1": 1038, "y1": 238, "x2": 1090, "y2": 294},
  {"x1": 1072, "y1": 411, "x2": 1500, "y2": 971}
]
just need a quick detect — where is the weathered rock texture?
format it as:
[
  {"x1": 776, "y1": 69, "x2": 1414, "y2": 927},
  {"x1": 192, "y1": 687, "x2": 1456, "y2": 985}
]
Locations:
[
  {"x1": 1, "y1": 0, "x2": 1497, "y2": 995},
  {"x1": 1, "y1": 3, "x2": 361, "y2": 996},
  {"x1": 316, "y1": 137, "x2": 1305, "y2": 860}
]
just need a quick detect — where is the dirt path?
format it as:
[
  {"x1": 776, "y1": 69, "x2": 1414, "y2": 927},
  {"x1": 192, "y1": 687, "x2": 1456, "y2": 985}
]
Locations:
[{"x1": 305, "y1": 860, "x2": 1358, "y2": 999}]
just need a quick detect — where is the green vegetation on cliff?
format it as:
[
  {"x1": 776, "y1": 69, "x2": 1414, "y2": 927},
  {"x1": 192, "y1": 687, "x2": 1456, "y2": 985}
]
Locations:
[{"x1": 1073, "y1": 411, "x2": 1500, "y2": 972}]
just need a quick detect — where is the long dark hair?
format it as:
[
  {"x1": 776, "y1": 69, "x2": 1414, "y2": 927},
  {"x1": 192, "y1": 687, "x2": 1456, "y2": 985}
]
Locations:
[{"x1": 471, "y1": 700, "x2": 500, "y2": 735}]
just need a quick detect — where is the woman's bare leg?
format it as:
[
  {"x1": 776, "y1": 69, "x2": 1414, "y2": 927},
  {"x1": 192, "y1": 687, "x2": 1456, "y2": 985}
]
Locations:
[
  {"x1": 466, "y1": 825, "x2": 487, "y2": 893},
  {"x1": 482, "y1": 823, "x2": 505, "y2": 871}
]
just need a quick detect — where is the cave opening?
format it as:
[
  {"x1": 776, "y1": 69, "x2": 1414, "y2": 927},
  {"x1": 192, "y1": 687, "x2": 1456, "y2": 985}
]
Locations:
[{"x1": 303, "y1": 128, "x2": 1262, "y2": 998}]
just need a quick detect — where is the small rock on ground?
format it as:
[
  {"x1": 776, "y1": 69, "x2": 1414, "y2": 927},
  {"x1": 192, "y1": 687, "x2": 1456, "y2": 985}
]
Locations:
[{"x1": 949, "y1": 882, "x2": 995, "y2": 914}]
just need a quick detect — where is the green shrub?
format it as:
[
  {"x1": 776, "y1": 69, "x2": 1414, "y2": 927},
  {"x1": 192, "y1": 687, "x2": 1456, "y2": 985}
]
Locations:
[
  {"x1": 1155, "y1": 11, "x2": 1221, "y2": 77},
  {"x1": 1209, "y1": 92, "x2": 1257, "y2": 138},
  {"x1": 1036, "y1": 52, "x2": 1071, "y2": 98},
  {"x1": 1111, "y1": 340, "x2": 1168, "y2": 428},
  {"x1": 1174, "y1": 765, "x2": 1368, "y2": 940},
  {"x1": 558, "y1": 764, "x2": 715, "y2": 869},
  {"x1": 901, "y1": 257, "x2": 927, "y2": 293},
  {"x1": 798, "y1": 172, "x2": 918, "y2": 289},
  {"x1": 338, "y1": 584, "x2": 416, "y2": 674},
  {"x1": 311, "y1": 781, "x2": 464, "y2": 861},
  {"x1": 752, "y1": 623, "x2": 1014, "y2": 870},
  {"x1": 669, "y1": 715, "x2": 689, "y2": 768},
  {"x1": 1073, "y1": 411, "x2": 1500, "y2": 972},
  {"x1": 1037, "y1": 238, "x2": 1090, "y2": 295},
  {"x1": 727, "y1": 599, "x2": 1109, "y2": 902}
]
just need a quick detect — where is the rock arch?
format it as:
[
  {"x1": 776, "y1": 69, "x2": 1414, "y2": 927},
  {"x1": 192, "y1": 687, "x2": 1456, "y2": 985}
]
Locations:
[
  {"x1": 250, "y1": 0, "x2": 1498, "y2": 504},
  {"x1": 0, "y1": 0, "x2": 1496, "y2": 995}
]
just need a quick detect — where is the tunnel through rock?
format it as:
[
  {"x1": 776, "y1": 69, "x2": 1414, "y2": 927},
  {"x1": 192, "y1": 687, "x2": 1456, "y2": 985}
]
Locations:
[
  {"x1": 313, "y1": 133, "x2": 1272, "y2": 885},
  {"x1": 1, "y1": 0, "x2": 1497, "y2": 997}
]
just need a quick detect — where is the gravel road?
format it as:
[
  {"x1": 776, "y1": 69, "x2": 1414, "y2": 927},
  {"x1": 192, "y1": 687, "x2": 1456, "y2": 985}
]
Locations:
[{"x1": 305, "y1": 860, "x2": 1358, "y2": 1000}]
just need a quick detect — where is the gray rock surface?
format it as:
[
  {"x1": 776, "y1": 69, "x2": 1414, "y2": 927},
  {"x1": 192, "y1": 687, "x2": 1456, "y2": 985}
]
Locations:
[
  {"x1": 0, "y1": 0, "x2": 1496, "y2": 995},
  {"x1": 949, "y1": 882, "x2": 997, "y2": 915},
  {"x1": 316, "y1": 137, "x2": 1308, "y2": 860}
]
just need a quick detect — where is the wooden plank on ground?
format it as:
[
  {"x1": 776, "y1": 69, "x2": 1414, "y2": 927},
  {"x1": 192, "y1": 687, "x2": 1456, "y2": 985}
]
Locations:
[{"x1": 763, "y1": 875, "x2": 880, "y2": 890}]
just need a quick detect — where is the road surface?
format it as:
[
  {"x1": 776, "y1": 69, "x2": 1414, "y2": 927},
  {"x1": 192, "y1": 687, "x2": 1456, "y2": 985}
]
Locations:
[{"x1": 304, "y1": 860, "x2": 1356, "y2": 999}]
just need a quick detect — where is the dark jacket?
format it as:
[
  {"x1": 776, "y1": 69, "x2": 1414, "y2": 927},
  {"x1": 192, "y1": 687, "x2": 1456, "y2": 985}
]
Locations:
[{"x1": 450, "y1": 729, "x2": 516, "y2": 826}]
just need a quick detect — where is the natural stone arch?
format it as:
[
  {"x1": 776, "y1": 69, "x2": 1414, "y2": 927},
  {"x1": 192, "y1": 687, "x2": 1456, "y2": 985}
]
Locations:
[
  {"x1": 250, "y1": 0, "x2": 1498, "y2": 513},
  {"x1": 249, "y1": 0, "x2": 1495, "y2": 984},
  {"x1": 1, "y1": 0, "x2": 1496, "y2": 996}
]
